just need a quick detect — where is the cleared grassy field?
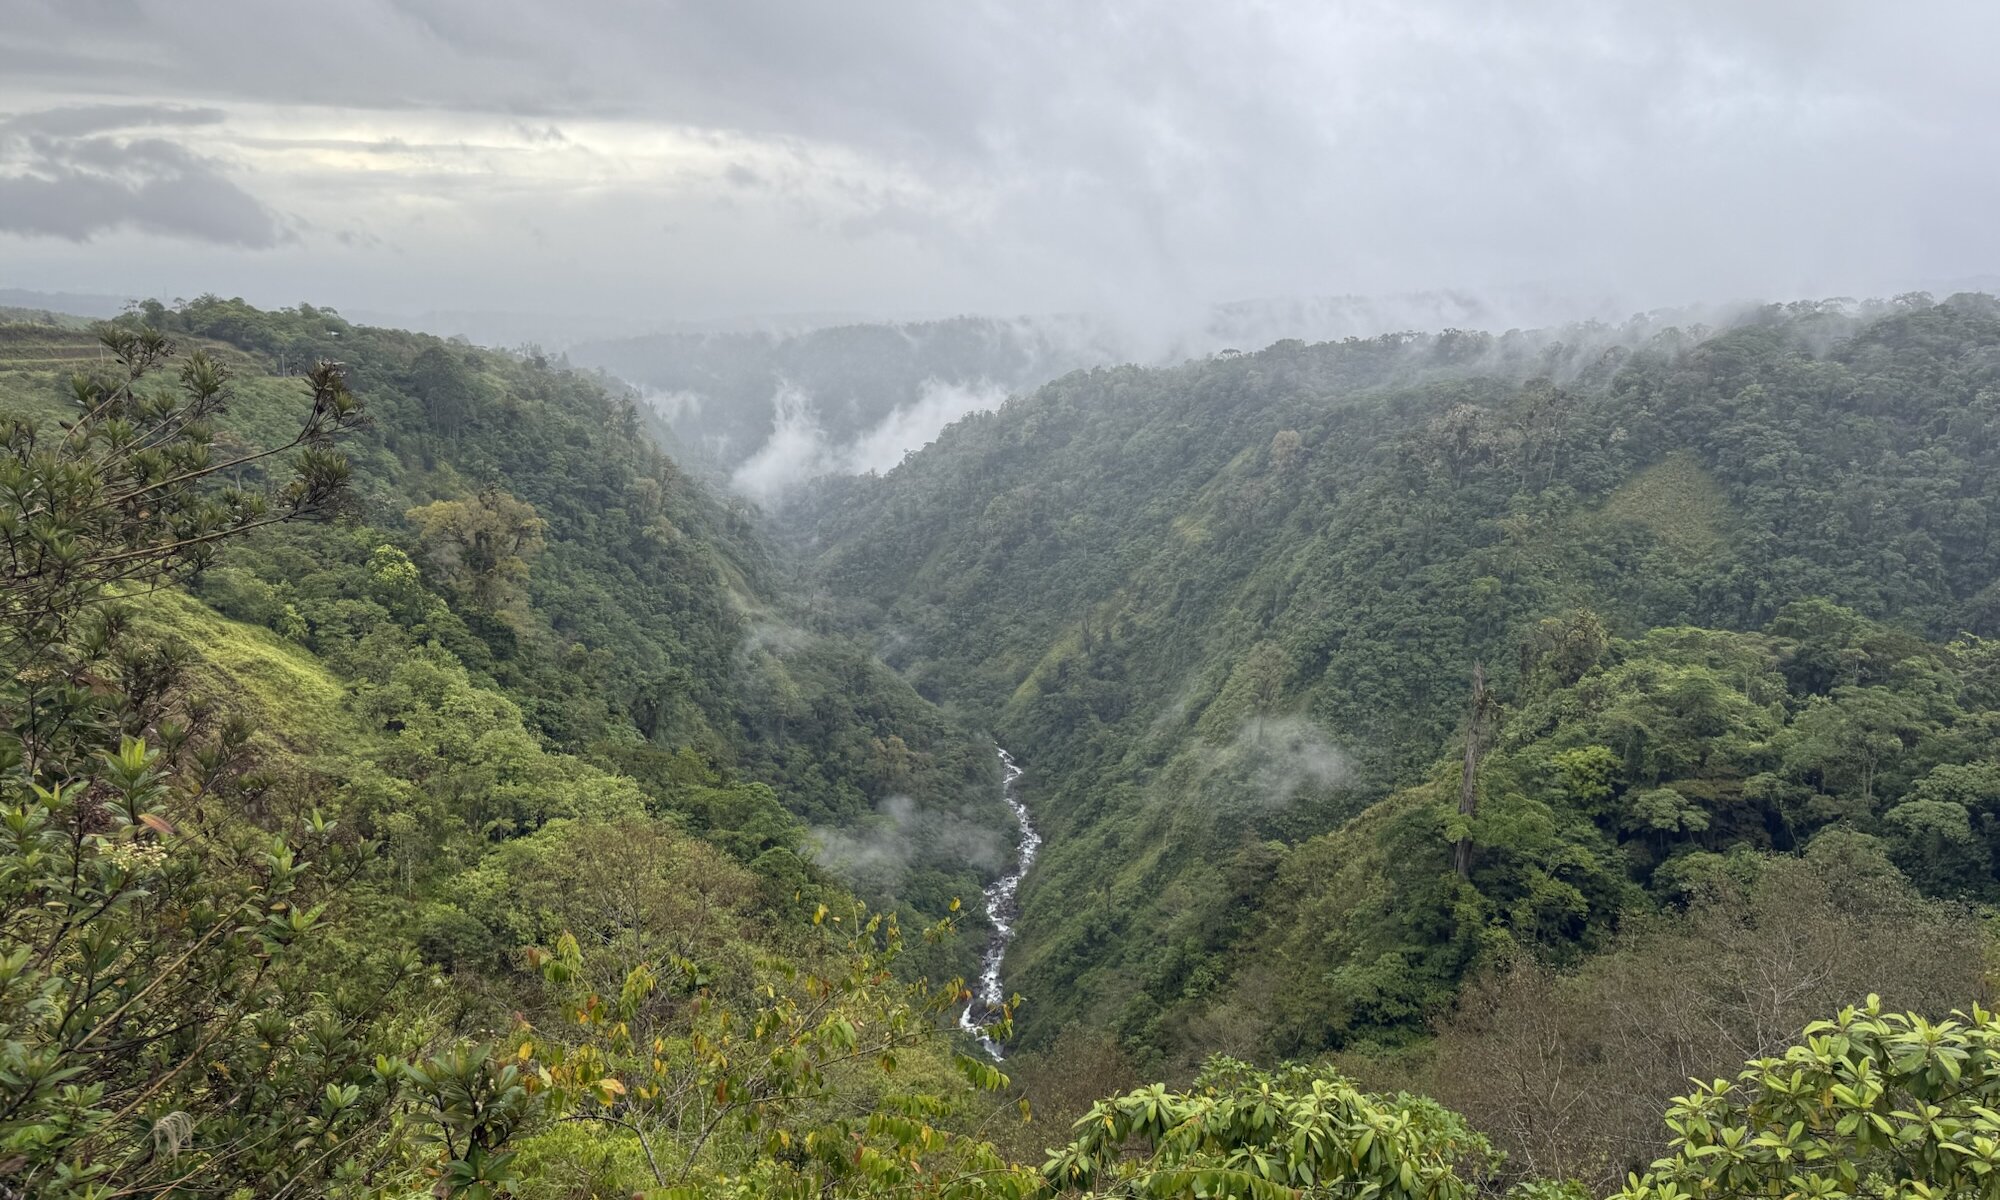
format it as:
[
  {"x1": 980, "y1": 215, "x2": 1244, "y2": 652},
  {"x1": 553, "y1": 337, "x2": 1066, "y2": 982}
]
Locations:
[{"x1": 0, "y1": 323, "x2": 302, "y2": 428}]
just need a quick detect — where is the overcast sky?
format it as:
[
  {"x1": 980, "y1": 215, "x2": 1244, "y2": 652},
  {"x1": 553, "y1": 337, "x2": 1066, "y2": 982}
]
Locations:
[{"x1": 1, "y1": 0, "x2": 1993, "y2": 331}]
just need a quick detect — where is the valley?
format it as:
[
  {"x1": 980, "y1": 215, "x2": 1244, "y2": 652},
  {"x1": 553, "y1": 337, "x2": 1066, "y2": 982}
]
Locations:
[
  {"x1": 9, "y1": 7, "x2": 1998, "y2": 1193},
  {"x1": 958, "y1": 747, "x2": 1040, "y2": 1060},
  {"x1": 787, "y1": 293, "x2": 2000, "y2": 1067},
  {"x1": 11, "y1": 291, "x2": 2000, "y2": 1196}
]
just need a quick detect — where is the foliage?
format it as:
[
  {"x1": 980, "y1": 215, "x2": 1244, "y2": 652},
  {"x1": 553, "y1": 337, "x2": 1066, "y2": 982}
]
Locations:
[
  {"x1": 2, "y1": 327, "x2": 358, "y2": 654},
  {"x1": 1615, "y1": 1000, "x2": 2000, "y2": 1200},
  {"x1": 406, "y1": 487, "x2": 548, "y2": 611},
  {"x1": 500, "y1": 902, "x2": 1036, "y2": 1198},
  {"x1": 0, "y1": 313, "x2": 1020, "y2": 1196},
  {"x1": 792, "y1": 295, "x2": 2000, "y2": 1058},
  {"x1": 0, "y1": 331, "x2": 420, "y2": 1197},
  {"x1": 17, "y1": 294, "x2": 2000, "y2": 1198},
  {"x1": 1221, "y1": 605, "x2": 2000, "y2": 1063},
  {"x1": 95, "y1": 297, "x2": 1009, "y2": 935},
  {"x1": 1043, "y1": 1057, "x2": 1500, "y2": 1199},
  {"x1": 1411, "y1": 849, "x2": 1990, "y2": 1193}
]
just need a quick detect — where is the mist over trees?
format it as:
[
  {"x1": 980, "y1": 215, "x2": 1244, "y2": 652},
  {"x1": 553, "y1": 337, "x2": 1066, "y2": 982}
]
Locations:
[
  {"x1": 13, "y1": 262, "x2": 2000, "y2": 1200},
  {"x1": 792, "y1": 294, "x2": 2000, "y2": 1062},
  {"x1": 11, "y1": 257, "x2": 2000, "y2": 1200},
  {"x1": 14, "y1": 0, "x2": 2000, "y2": 1192}
]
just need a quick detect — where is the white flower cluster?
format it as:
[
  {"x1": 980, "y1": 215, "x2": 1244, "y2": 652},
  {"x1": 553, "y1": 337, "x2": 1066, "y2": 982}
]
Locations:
[{"x1": 97, "y1": 838, "x2": 168, "y2": 874}]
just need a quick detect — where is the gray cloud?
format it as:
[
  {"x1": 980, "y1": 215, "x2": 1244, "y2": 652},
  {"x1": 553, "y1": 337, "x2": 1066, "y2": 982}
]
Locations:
[
  {"x1": 0, "y1": 102, "x2": 286, "y2": 246},
  {"x1": 0, "y1": 103, "x2": 227, "y2": 137},
  {"x1": 0, "y1": 1, "x2": 1994, "y2": 322}
]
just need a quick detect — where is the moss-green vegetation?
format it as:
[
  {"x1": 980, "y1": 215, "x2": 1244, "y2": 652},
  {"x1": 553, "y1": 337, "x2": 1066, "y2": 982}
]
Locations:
[
  {"x1": 1593, "y1": 450, "x2": 1731, "y2": 563},
  {"x1": 0, "y1": 312, "x2": 1034, "y2": 1198},
  {"x1": 13, "y1": 299, "x2": 1013, "y2": 941},
  {"x1": 133, "y1": 588, "x2": 350, "y2": 740},
  {"x1": 18, "y1": 293, "x2": 2000, "y2": 1197},
  {"x1": 798, "y1": 294, "x2": 2000, "y2": 1063}
]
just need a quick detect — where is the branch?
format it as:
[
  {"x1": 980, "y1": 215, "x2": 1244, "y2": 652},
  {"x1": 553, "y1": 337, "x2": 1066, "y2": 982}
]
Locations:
[{"x1": 559, "y1": 1113, "x2": 667, "y2": 1185}]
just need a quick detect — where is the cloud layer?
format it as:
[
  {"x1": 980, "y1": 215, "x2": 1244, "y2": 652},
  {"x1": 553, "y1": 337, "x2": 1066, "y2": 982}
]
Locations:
[
  {"x1": 2, "y1": 1, "x2": 1995, "y2": 324},
  {"x1": 0, "y1": 104, "x2": 286, "y2": 246}
]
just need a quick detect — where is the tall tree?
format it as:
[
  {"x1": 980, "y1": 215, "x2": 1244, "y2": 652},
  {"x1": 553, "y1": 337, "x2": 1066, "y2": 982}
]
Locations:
[
  {"x1": 1454, "y1": 661, "x2": 1491, "y2": 879},
  {"x1": 405, "y1": 487, "x2": 547, "y2": 610}
]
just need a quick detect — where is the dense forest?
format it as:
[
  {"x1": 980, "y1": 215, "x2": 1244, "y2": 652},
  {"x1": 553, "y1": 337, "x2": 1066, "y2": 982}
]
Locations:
[
  {"x1": 11, "y1": 294, "x2": 2000, "y2": 1197},
  {"x1": 0, "y1": 302, "x2": 1034, "y2": 1196},
  {"x1": 791, "y1": 294, "x2": 2000, "y2": 1067},
  {"x1": 0, "y1": 299, "x2": 1014, "y2": 929}
]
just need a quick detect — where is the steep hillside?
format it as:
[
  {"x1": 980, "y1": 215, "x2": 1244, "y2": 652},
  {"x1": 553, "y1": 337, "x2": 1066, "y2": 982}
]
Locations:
[
  {"x1": 0, "y1": 369, "x2": 1019, "y2": 1197},
  {"x1": 792, "y1": 293, "x2": 2000, "y2": 1059},
  {"x1": 12, "y1": 299, "x2": 2000, "y2": 1198},
  {"x1": 0, "y1": 301, "x2": 1013, "y2": 947}
]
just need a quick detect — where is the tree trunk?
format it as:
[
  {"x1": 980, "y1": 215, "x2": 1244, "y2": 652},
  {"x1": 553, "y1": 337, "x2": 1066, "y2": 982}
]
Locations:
[{"x1": 1455, "y1": 662, "x2": 1490, "y2": 880}]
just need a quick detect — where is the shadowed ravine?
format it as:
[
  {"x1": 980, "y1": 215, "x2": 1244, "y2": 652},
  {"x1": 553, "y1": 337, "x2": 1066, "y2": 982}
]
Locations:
[{"x1": 959, "y1": 747, "x2": 1040, "y2": 1060}]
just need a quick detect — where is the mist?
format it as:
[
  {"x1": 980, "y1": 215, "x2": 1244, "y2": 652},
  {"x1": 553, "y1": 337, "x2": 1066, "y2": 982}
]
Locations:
[
  {"x1": 808, "y1": 794, "x2": 1010, "y2": 894},
  {"x1": 728, "y1": 378, "x2": 1010, "y2": 502},
  {"x1": 1224, "y1": 717, "x2": 1355, "y2": 810}
]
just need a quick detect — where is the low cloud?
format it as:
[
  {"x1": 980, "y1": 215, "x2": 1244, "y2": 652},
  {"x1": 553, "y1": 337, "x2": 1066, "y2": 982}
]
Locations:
[
  {"x1": 729, "y1": 377, "x2": 1009, "y2": 502},
  {"x1": 1225, "y1": 716, "x2": 1354, "y2": 808},
  {"x1": 641, "y1": 387, "x2": 704, "y2": 421},
  {"x1": 729, "y1": 383, "x2": 837, "y2": 502},
  {"x1": 844, "y1": 379, "x2": 1007, "y2": 474},
  {"x1": 808, "y1": 794, "x2": 1008, "y2": 893},
  {"x1": 737, "y1": 616, "x2": 811, "y2": 660},
  {"x1": 1184, "y1": 716, "x2": 1355, "y2": 812}
]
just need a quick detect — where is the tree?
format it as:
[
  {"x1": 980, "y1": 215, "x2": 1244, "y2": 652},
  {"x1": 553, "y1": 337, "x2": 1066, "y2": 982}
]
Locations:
[
  {"x1": 1042, "y1": 1057, "x2": 1500, "y2": 1199},
  {"x1": 1454, "y1": 662, "x2": 1491, "y2": 879},
  {"x1": 438, "y1": 900, "x2": 1039, "y2": 1199},
  {"x1": 1269, "y1": 430, "x2": 1304, "y2": 475},
  {"x1": 1522, "y1": 608, "x2": 1609, "y2": 695},
  {"x1": 1779, "y1": 686, "x2": 1929, "y2": 808},
  {"x1": 2, "y1": 328, "x2": 359, "y2": 666},
  {"x1": 1884, "y1": 761, "x2": 2000, "y2": 896},
  {"x1": 1244, "y1": 641, "x2": 1288, "y2": 740},
  {"x1": 1424, "y1": 849, "x2": 1990, "y2": 1194},
  {"x1": 1615, "y1": 1000, "x2": 2000, "y2": 1200},
  {"x1": 0, "y1": 329, "x2": 401, "y2": 1197},
  {"x1": 409, "y1": 344, "x2": 480, "y2": 443},
  {"x1": 406, "y1": 487, "x2": 547, "y2": 610}
]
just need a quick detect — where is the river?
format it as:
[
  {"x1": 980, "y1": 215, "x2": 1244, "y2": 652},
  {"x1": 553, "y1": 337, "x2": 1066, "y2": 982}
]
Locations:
[{"x1": 958, "y1": 746, "x2": 1040, "y2": 1060}]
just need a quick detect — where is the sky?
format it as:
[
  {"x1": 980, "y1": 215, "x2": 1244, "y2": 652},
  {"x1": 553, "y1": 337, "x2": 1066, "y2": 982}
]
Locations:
[{"x1": 1, "y1": 0, "x2": 1994, "y2": 335}]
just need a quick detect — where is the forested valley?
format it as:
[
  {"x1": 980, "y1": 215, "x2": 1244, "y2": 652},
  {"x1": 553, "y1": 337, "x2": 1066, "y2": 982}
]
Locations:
[{"x1": 13, "y1": 292, "x2": 2000, "y2": 1199}]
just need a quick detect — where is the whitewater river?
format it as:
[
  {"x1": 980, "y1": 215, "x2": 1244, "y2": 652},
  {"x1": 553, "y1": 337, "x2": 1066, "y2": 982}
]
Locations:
[{"x1": 958, "y1": 746, "x2": 1041, "y2": 1060}]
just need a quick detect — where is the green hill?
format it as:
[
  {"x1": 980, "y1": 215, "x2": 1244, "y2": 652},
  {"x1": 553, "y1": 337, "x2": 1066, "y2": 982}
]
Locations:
[
  {"x1": 794, "y1": 293, "x2": 2000, "y2": 1060},
  {"x1": 14, "y1": 294, "x2": 2000, "y2": 1196},
  {"x1": 0, "y1": 301, "x2": 1012, "y2": 952}
]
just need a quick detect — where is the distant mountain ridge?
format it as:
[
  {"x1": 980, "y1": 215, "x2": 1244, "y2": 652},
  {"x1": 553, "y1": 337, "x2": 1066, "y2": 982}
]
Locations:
[{"x1": 566, "y1": 286, "x2": 1667, "y2": 494}]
